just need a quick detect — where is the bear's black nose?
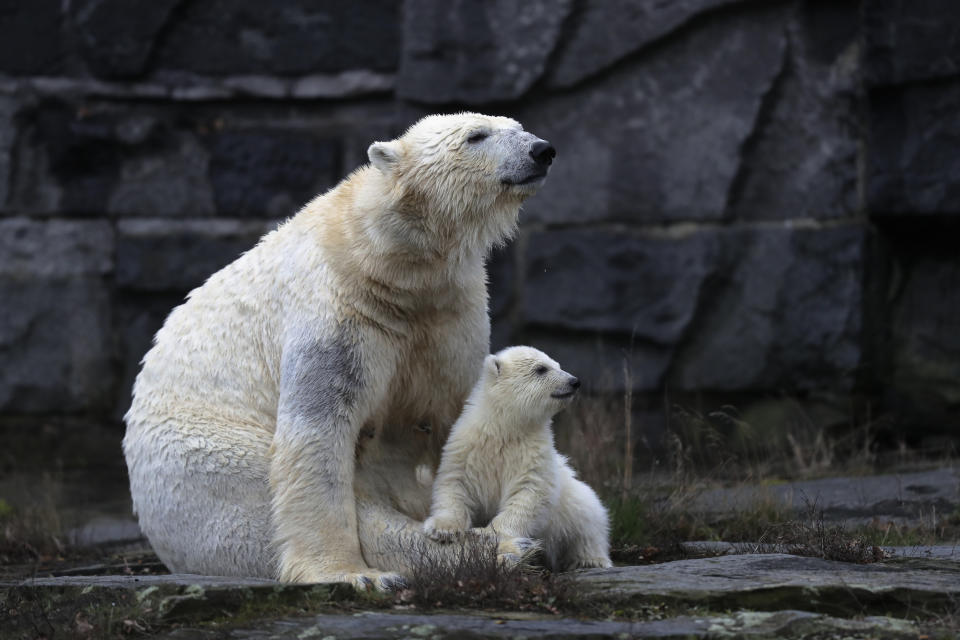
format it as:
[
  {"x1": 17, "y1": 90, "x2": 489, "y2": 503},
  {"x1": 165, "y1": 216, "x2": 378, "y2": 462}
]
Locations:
[
  {"x1": 570, "y1": 377, "x2": 580, "y2": 389},
  {"x1": 530, "y1": 140, "x2": 556, "y2": 167}
]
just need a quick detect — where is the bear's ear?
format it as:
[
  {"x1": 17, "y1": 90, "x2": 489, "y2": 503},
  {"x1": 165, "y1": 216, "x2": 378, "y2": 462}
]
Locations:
[
  {"x1": 484, "y1": 354, "x2": 501, "y2": 378},
  {"x1": 368, "y1": 141, "x2": 401, "y2": 174}
]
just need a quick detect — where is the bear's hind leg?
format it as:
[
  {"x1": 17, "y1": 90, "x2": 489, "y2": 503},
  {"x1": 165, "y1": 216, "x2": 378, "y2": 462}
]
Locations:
[
  {"x1": 124, "y1": 418, "x2": 275, "y2": 577},
  {"x1": 543, "y1": 464, "x2": 613, "y2": 572}
]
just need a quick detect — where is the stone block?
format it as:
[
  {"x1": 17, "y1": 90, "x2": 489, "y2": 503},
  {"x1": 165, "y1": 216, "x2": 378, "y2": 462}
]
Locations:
[
  {"x1": 0, "y1": 0, "x2": 65, "y2": 76},
  {"x1": 870, "y1": 82, "x2": 960, "y2": 215},
  {"x1": 522, "y1": 225, "x2": 864, "y2": 392},
  {"x1": 71, "y1": 0, "x2": 182, "y2": 79},
  {"x1": 487, "y1": 243, "x2": 516, "y2": 351},
  {"x1": 207, "y1": 130, "x2": 339, "y2": 218},
  {"x1": 0, "y1": 219, "x2": 115, "y2": 413},
  {"x1": 114, "y1": 294, "x2": 183, "y2": 420},
  {"x1": 12, "y1": 101, "x2": 123, "y2": 215},
  {"x1": 108, "y1": 127, "x2": 215, "y2": 217},
  {"x1": 154, "y1": 0, "x2": 400, "y2": 76},
  {"x1": 545, "y1": 0, "x2": 738, "y2": 88},
  {"x1": 115, "y1": 218, "x2": 277, "y2": 292},
  {"x1": 865, "y1": 0, "x2": 960, "y2": 86},
  {"x1": 13, "y1": 102, "x2": 221, "y2": 217},
  {"x1": 666, "y1": 225, "x2": 865, "y2": 391},
  {"x1": 728, "y1": 2, "x2": 861, "y2": 220},
  {"x1": 519, "y1": 4, "x2": 788, "y2": 225},
  {"x1": 519, "y1": 330, "x2": 674, "y2": 394},
  {"x1": 524, "y1": 228, "x2": 720, "y2": 341},
  {"x1": 399, "y1": 0, "x2": 572, "y2": 103},
  {"x1": 487, "y1": 244, "x2": 515, "y2": 320},
  {"x1": 0, "y1": 217, "x2": 113, "y2": 277}
]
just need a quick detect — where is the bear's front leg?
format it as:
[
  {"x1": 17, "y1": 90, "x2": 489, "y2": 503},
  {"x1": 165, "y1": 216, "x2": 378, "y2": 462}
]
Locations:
[
  {"x1": 271, "y1": 333, "x2": 404, "y2": 590},
  {"x1": 423, "y1": 447, "x2": 474, "y2": 541}
]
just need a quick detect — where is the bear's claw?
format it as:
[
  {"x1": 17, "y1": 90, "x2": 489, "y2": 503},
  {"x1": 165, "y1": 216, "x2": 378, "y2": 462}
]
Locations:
[
  {"x1": 297, "y1": 570, "x2": 406, "y2": 592},
  {"x1": 346, "y1": 571, "x2": 408, "y2": 592}
]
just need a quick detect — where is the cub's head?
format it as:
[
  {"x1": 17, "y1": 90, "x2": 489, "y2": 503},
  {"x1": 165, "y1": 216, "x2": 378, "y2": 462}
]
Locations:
[
  {"x1": 367, "y1": 113, "x2": 555, "y2": 252},
  {"x1": 480, "y1": 346, "x2": 580, "y2": 421}
]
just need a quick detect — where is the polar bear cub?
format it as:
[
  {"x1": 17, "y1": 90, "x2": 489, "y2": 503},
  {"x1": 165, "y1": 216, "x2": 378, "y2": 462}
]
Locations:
[{"x1": 423, "y1": 346, "x2": 612, "y2": 571}]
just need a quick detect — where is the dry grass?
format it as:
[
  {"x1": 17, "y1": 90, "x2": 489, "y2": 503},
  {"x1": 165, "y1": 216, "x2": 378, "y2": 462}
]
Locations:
[
  {"x1": 556, "y1": 377, "x2": 959, "y2": 564},
  {"x1": 398, "y1": 533, "x2": 572, "y2": 613},
  {"x1": 755, "y1": 500, "x2": 887, "y2": 563},
  {"x1": 0, "y1": 474, "x2": 68, "y2": 565}
]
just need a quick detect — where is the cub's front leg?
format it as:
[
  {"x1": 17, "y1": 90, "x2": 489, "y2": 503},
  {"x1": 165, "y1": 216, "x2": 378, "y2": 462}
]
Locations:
[
  {"x1": 270, "y1": 330, "x2": 403, "y2": 590},
  {"x1": 423, "y1": 451, "x2": 473, "y2": 542}
]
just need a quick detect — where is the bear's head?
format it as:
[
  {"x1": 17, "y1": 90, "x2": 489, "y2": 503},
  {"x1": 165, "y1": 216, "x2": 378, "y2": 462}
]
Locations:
[
  {"x1": 367, "y1": 113, "x2": 555, "y2": 254},
  {"x1": 480, "y1": 345, "x2": 580, "y2": 422}
]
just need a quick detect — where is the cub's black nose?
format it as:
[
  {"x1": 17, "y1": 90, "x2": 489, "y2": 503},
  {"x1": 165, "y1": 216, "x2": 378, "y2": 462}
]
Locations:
[
  {"x1": 570, "y1": 377, "x2": 580, "y2": 389},
  {"x1": 530, "y1": 140, "x2": 556, "y2": 167}
]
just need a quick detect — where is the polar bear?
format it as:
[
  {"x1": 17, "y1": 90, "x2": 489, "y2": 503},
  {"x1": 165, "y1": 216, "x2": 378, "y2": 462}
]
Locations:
[
  {"x1": 423, "y1": 346, "x2": 613, "y2": 571},
  {"x1": 122, "y1": 113, "x2": 556, "y2": 589}
]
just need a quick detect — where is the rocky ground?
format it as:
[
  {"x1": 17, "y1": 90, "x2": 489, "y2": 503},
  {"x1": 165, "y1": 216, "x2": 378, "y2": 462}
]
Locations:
[{"x1": 2, "y1": 467, "x2": 958, "y2": 639}]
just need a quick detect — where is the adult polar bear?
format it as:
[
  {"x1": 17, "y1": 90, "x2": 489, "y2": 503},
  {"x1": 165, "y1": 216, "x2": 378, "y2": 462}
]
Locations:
[{"x1": 123, "y1": 113, "x2": 556, "y2": 589}]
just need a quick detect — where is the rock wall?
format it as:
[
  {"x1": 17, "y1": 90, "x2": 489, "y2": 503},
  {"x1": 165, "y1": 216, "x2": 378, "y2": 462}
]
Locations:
[{"x1": 0, "y1": 0, "x2": 956, "y2": 462}]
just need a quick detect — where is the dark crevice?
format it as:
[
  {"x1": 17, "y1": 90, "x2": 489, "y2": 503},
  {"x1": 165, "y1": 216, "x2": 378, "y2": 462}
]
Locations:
[
  {"x1": 135, "y1": 0, "x2": 195, "y2": 81},
  {"x1": 522, "y1": 0, "x2": 586, "y2": 98},
  {"x1": 867, "y1": 71, "x2": 960, "y2": 97},
  {"x1": 659, "y1": 268, "x2": 734, "y2": 389},
  {"x1": 722, "y1": 25, "x2": 792, "y2": 218}
]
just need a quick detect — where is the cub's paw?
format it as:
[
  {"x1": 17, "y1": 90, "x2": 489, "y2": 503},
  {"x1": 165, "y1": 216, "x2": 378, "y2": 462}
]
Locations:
[
  {"x1": 568, "y1": 556, "x2": 613, "y2": 570},
  {"x1": 423, "y1": 516, "x2": 466, "y2": 542},
  {"x1": 496, "y1": 536, "x2": 543, "y2": 567}
]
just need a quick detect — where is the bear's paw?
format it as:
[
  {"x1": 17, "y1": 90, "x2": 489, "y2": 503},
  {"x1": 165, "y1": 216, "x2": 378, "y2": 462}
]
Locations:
[
  {"x1": 423, "y1": 515, "x2": 468, "y2": 542},
  {"x1": 567, "y1": 556, "x2": 613, "y2": 570},
  {"x1": 496, "y1": 536, "x2": 542, "y2": 567}
]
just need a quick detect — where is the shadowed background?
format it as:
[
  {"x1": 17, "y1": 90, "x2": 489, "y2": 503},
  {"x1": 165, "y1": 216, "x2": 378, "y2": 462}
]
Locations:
[{"x1": 0, "y1": 0, "x2": 957, "y2": 488}]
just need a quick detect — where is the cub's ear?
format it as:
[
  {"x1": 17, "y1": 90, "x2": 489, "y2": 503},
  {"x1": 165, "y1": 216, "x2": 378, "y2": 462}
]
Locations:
[
  {"x1": 368, "y1": 141, "x2": 401, "y2": 174},
  {"x1": 484, "y1": 354, "x2": 501, "y2": 378}
]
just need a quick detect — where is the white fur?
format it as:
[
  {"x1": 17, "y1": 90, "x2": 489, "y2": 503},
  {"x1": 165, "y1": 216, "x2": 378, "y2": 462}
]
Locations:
[
  {"x1": 424, "y1": 346, "x2": 613, "y2": 571},
  {"x1": 123, "y1": 113, "x2": 554, "y2": 587}
]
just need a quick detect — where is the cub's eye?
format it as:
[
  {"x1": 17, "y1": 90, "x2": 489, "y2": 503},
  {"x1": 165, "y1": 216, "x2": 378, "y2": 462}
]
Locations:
[
  {"x1": 467, "y1": 131, "x2": 489, "y2": 143},
  {"x1": 535, "y1": 365, "x2": 548, "y2": 375}
]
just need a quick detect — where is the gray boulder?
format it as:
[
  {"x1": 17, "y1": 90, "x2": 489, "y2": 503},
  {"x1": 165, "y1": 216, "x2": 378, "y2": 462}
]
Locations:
[{"x1": 519, "y1": 4, "x2": 788, "y2": 225}]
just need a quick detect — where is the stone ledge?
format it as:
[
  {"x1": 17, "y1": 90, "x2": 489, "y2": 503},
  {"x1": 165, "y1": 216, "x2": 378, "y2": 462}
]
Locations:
[
  {"x1": 577, "y1": 553, "x2": 960, "y2": 616},
  {"x1": 681, "y1": 541, "x2": 960, "y2": 560},
  {"x1": 1, "y1": 572, "x2": 930, "y2": 638},
  {"x1": 0, "y1": 71, "x2": 395, "y2": 101},
  {"x1": 690, "y1": 468, "x2": 960, "y2": 520},
  {"x1": 181, "y1": 609, "x2": 920, "y2": 639}
]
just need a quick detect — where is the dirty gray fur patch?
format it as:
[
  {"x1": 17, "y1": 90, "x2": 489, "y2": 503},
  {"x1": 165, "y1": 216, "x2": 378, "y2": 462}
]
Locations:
[{"x1": 279, "y1": 329, "x2": 362, "y2": 424}]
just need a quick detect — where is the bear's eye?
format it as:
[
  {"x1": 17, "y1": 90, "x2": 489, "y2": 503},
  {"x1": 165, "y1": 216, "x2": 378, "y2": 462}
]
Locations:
[
  {"x1": 535, "y1": 365, "x2": 548, "y2": 375},
  {"x1": 466, "y1": 131, "x2": 489, "y2": 144}
]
